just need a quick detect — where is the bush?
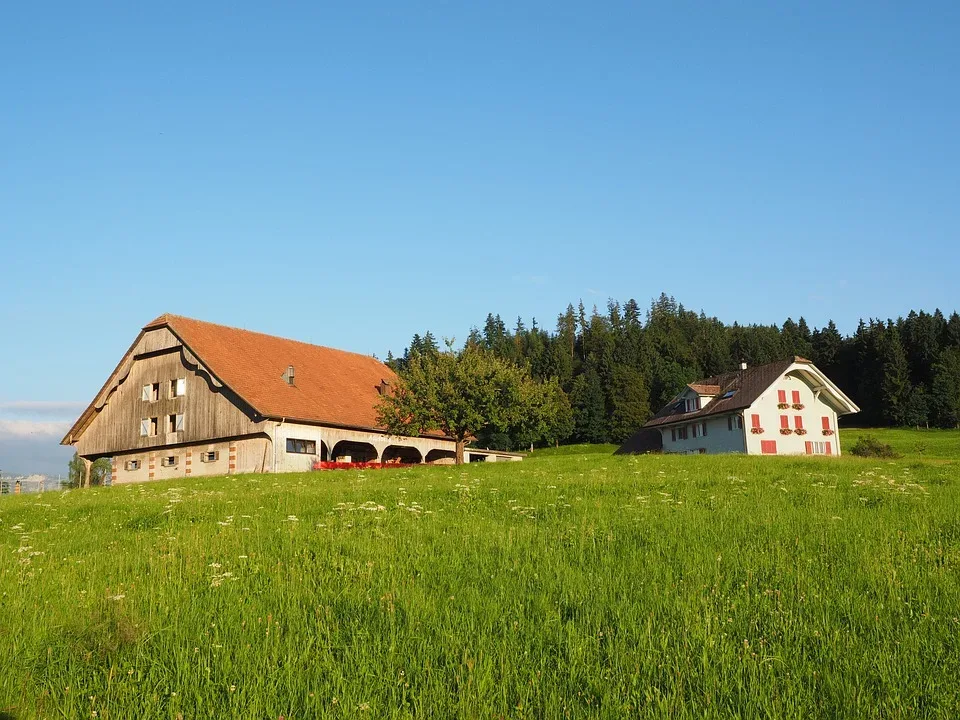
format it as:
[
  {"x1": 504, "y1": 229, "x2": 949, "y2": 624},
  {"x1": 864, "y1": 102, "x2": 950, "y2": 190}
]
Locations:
[{"x1": 850, "y1": 436, "x2": 902, "y2": 459}]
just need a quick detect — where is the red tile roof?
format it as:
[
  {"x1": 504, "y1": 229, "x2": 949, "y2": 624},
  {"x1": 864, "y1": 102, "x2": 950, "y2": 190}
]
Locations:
[{"x1": 147, "y1": 314, "x2": 397, "y2": 431}]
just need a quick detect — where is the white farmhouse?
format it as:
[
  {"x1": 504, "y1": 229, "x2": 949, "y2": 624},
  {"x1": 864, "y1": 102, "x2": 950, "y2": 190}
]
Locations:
[{"x1": 637, "y1": 357, "x2": 859, "y2": 456}]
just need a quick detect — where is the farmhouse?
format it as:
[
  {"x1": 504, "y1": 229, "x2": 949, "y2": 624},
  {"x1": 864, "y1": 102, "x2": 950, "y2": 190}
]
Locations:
[
  {"x1": 623, "y1": 357, "x2": 859, "y2": 456},
  {"x1": 62, "y1": 315, "x2": 519, "y2": 485}
]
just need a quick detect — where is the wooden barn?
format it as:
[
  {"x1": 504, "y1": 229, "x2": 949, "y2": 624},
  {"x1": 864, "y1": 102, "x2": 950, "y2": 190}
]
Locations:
[{"x1": 62, "y1": 314, "x2": 519, "y2": 485}]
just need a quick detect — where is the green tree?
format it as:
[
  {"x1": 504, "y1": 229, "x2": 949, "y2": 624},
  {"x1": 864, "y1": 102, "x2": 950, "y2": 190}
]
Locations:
[
  {"x1": 880, "y1": 321, "x2": 913, "y2": 426},
  {"x1": 376, "y1": 345, "x2": 532, "y2": 464},
  {"x1": 608, "y1": 366, "x2": 651, "y2": 443},
  {"x1": 930, "y1": 348, "x2": 960, "y2": 428}
]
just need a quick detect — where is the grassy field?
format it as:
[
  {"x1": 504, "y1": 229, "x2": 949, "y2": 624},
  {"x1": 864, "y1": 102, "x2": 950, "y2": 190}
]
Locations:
[
  {"x1": 843, "y1": 427, "x2": 960, "y2": 460},
  {"x1": 1, "y1": 433, "x2": 959, "y2": 718}
]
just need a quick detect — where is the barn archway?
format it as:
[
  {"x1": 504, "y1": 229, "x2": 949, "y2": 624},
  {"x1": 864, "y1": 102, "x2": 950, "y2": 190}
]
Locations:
[
  {"x1": 381, "y1": 446, "x2": 423, "y2": 464},
  {"x1": 330, "y1": 441, "x2": 379, "y2": 463},
  {"x1": 425, "y1": 449, "x2": 457, "y2": 464}
]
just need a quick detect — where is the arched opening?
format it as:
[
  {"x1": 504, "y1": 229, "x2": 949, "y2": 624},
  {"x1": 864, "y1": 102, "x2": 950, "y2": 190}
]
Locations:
[
  {"x1": 319, "y1": 441, "x2": 329, "y2": 462},
  {"x1": 425, "y1": 449, "x2": 457, "y2": 464},
  {"x1": 331, "y1": 441, "x2": 379, "y2": 463},
  {"x1": 381, "y1": 446, "x2": 423, "y2": 464}
]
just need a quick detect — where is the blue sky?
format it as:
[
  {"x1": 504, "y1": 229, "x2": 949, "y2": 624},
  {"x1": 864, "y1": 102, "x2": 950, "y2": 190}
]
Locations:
[{"x1": 1, "y1": 1, "x2": 958, "y2": 474}]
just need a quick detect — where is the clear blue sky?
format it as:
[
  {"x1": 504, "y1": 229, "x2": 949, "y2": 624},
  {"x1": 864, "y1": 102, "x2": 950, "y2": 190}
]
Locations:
[{"x1": 1, "y1": 1, "x2": 958, "y2": 473}]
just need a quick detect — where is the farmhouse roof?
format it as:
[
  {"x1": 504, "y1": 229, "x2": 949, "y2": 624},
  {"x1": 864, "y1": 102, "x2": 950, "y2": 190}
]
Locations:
[
  {"x1": 687, "y1": 383, "x2": 722, "y2": 395},
  {"x1": 643, "y1": 356, "x2": 857, "y2": 429},
  {"x1": 63, "y1": 314, "x2": 405, "y2": 444}
]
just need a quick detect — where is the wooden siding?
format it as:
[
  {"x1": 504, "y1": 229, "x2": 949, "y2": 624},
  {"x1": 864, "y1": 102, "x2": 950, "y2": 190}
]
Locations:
[{"x1": 76, "y1": 342, "x2": 266, "y2": 457}]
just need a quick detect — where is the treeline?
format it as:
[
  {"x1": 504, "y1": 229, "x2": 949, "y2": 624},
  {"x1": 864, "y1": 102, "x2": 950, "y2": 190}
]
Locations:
[{"x1": 386, "y1": 294, "x2": 960, "y2": 449}]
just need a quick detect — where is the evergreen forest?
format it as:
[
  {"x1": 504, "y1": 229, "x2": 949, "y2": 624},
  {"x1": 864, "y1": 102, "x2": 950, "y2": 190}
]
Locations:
[{"x1": 386, "y1": 294, "x2": 960, "y2": 449}]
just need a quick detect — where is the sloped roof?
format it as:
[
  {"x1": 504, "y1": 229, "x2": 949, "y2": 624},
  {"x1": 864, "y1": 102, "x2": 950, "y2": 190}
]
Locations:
[
  {"x1": 643, "y1": 357, "x2": 802, "y2": 429},
  {"x1": 687, "y1": 383, "x2": 721, "y2": 395},
  {"x1": 141, "y1": 314, "x2": 397, "y2": 430},
  {"x1": 613, "y1": 429, "x2": 663, "y2": 455}
]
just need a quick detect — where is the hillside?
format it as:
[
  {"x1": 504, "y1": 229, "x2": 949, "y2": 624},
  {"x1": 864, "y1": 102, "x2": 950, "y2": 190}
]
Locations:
[{"x1": 2, "y1": 437, "x2": 959, "y2": 718}]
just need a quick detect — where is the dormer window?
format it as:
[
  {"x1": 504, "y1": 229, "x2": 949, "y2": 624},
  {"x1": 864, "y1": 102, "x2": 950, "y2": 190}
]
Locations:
[
  {"x1": 377, "y1": 379, "x2": 390, "y2": 396},
  {"x1": 283, "y1": 365, "x2": 295, "y2": 386}
]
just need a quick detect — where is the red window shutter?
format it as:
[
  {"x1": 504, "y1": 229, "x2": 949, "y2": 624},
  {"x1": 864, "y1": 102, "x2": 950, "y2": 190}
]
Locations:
[
  {"x1": 780, "y1": 415, "x2": 789, "y2": 429},
  {"x1": 805, "y1": 441, "x2": 812, "y2": 455},
  {"x1": 761, "y1": 440, "x2": 777, "y2": 455},
  {"x1": 671, "y1": 428, "x2": 676, "y2": 442},
  {"x1": 792, "y1": 390, "x2": 801, "y2": 404},
  {"x1": 822, "y1": 416, "x2": 830, "y2": 430},
  {"x1": 826, "y1": 442, "x2": 832, "y2": 456},
  {"x1": 751, "y1": 414, "x2": 760, "y2": 429},
  {"x1": 795, "y1": 416, "x2": 803, "y2": 430},
  {"x1": 778, "y1": 390, "x2": 786, "y2": 403}
]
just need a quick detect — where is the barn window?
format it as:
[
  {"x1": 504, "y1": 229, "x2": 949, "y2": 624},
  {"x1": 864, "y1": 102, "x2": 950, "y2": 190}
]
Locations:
[
  {"x1": 124, "y1": 460, "x2": 140, "y2": 471},
  {"x1": 201, "y1": 451, "x2": 219, "y2": 463},
  {"x1": 160, "y1": 456, "x2": 178, "y2": 467},
  {"x1": 140, "y1": 417, "x2": 158, "y2": 436},
  {"x1": 286, "y1": 438, "x2": 316, "y2": 454},
  {"x1": 142, "y1": 383, "x2": 160, "y2": 402},
  {"x1": 169, "y1": 378, "x2": 186, "y2": 398},
  {"x1": 167, "y1": 414, "x2": 184, "y2": 433}
]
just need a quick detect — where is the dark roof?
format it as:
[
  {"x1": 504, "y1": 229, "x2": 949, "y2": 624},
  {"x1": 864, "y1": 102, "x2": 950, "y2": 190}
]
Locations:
[
  {"x1": 643, "y1": 357, "x2": 809, "y2": 429},
  {"x1": 614, "y1": 429, "x2": 663, "y2": 455}
]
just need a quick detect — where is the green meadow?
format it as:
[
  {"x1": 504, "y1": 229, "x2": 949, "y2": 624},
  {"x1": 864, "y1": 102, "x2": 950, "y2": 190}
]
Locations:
[{"x1": 2, "y1": 432, "x2": 959, "y2": 718}]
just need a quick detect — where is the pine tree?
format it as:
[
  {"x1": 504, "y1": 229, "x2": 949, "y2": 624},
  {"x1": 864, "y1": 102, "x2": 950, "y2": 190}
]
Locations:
[{"x1": 880, "y1": 321, "x2": 913, "y2": 426}]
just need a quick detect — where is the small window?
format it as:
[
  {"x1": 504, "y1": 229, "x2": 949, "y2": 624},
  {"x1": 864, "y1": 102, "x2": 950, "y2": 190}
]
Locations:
[
  {"x1": 720, "y1": 390, "x2": 736, "y2": 399},
  {"x1": 778, "y1": 390, "x2": 787, "y2": 404},
  {"x1": 286, "y1": 438, "x2": 316, "y2": 454},
  {"x1": 201, "y1": 451, "x2": 219, "y2": 463},
  {"x1": 807, "y1": 441, "x2": 829, "y2": 455},
  {"x1": 780, "y1": 415, "x2": 790, "y2": 429},
  {"x1": 760, "y1": 440, "x2": 778, "y2": 455},
  {"x1": 671, "y1": 428, "x2": 676, "y2": 442},
  {"x1": 794, "y1": 416, "x2": 804, "y2": 430},
  {"x1": 167, "y1": 413, "x2": 184, "y2": 433},
  {"x1": 160, "y1": 456, "x2": 178, "y2": 468},
  {"x1": 822, "y1": 416, "x2": 831, "y2": 431},
  {"x1": 169, "y1": 378, "x2": 186, "y2": 398},
  {"x1": 284, "y1": 365, "x2": 296, "y2": 386},
  {"x1": 124, "y1": 460, "x2": 141, "y2": 471},
  {"x1": 140, "y1": 417, "x2": 158, "y2": 437},
  {"x1": 792, "y1": 390, "x2": 801, "y2": 405},
  {"x1": 142, "y1": 383, "x2": 160, "y2": 402},
  {"x1": 751, "y1": 414, "x2": 761, "y2": 429}
]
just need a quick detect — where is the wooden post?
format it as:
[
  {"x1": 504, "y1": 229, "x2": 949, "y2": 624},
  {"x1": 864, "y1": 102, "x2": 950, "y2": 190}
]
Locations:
[{"x1": 81, "y1": 458, "x2": 92, "y2": 489}]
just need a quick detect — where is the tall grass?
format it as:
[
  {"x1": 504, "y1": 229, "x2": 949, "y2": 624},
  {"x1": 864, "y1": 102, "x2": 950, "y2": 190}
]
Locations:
[{"x1": 1, "y1": 443, "x2": 958, "y2": 718}]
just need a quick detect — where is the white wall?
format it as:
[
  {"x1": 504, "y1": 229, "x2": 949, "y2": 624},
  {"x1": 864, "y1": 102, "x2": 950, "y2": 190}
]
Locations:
[
  {"x1": 660, "y1": 413, "x2": 746, "y2": 454},
  {"x1": 742, "y1": 372, "x2": 841, "y2": 456}
]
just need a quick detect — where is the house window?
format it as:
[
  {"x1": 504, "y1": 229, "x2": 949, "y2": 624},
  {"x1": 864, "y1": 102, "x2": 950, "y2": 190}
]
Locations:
[
  {"x1": 284, "y1": 365, "x2": 296, "y2": 386},
  {"x1": 169, "y1": 378, "x2": 186, "y2": 398},
  {"x1": 792, "y1": 390, "x2": 801, "y2": 405},
  {"x1": 142, "y1": 383, "x2": 160, "y2": 402},
  {"x1": 140, "y1": 417, "x2": 158, "y2": 437},
  {"x1": 671, "y1": 428, "x2": 676, "y2": 442},
  {"x1": 676, "y1": 426, "x2": 689, "y2": 441},
  {"x1": 692, "y1": 422, "x2": 708, "y2": 438},
  {"x1": 794, "y1": 416, "x2": 804, "y2": 430},
  {"x1": 727, "y1": 415, "x2": 743, "y2": 431},
  {"x1": 806, "y1": 441, "x2": 831, "y2": 455},
  {"x1": 167, "y1": 414, "x2": 184, "y2": 433},
  {"x1": 286, "y1": 438, "x2": 316, "y2": 454},
  {"x1": 751, "y1": 414, "x2": 761, "y2": 429},
  {"x1": 778, "y1": 390, "x2": 787, "y2": 404},
  {"x1": 760, "y1": 440, "x2": 777, "y2": 455},
  {"x1": 124, "y1": 460, "x2": 141, "y2": 471},
  {"x1": 822, "y1": 416, "x2": 831, "y2": 431},
  {"x1": 780, "y1": 415, "x2": 790, "y2": 429},
  {"x1": 201, "y1": 451, "x2": 219, "y2": 463},
  {"x1": 160, "y1": 456, "x2": 178, "y2": 468}
]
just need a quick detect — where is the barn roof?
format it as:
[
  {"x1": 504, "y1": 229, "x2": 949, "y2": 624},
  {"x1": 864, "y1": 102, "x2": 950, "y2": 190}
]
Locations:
[{"x1": 63, "y1": 314, "x2": 406, "y2": 444}]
